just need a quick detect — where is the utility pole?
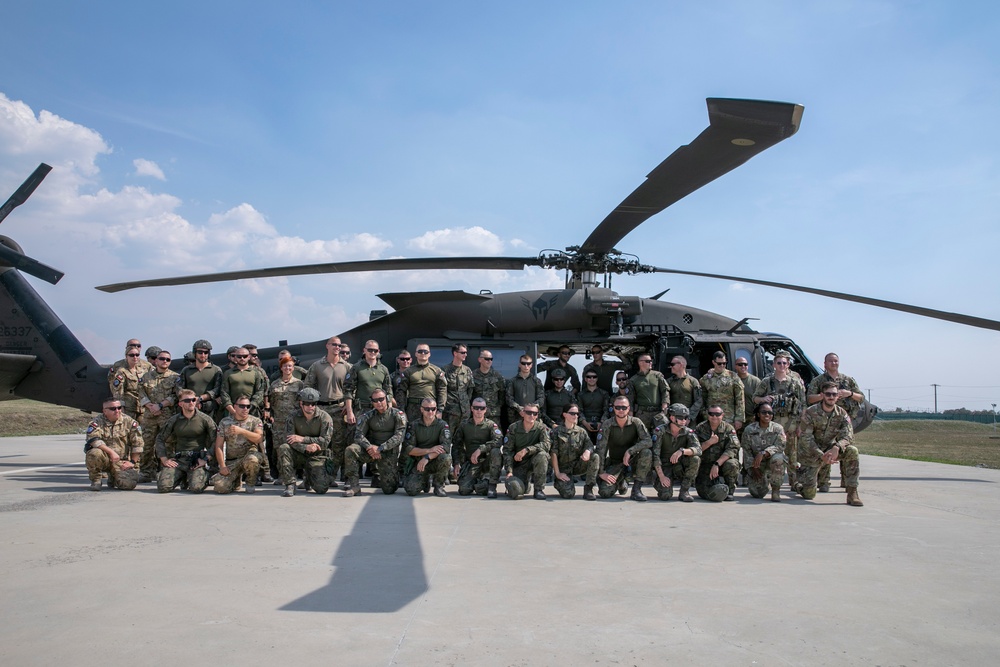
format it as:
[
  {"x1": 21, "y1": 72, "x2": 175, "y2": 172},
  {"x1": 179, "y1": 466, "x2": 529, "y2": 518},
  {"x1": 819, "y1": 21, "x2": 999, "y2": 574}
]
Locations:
[
  {"x1": 992, "y1": 404, "x2": 997, "y2": 432},
  {"x1": 931, "y1": 384, "x2": 939, "y2": 413},
  {"x1": 867, "y1": 389, "x2": 871, "y2": 404}
]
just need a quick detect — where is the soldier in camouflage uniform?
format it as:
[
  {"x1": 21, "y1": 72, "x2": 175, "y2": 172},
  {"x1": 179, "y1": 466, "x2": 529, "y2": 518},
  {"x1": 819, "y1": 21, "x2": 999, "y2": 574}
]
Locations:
[
  {"x1": 344, "y1": 340, "x2": 393, "y2": 420},
  {"x1": 699, "y1": 351, "x2": 745, "y2": 428},
  {"x1": 625, "y1": 353, "x2": 669, "y2": 428},
  {"x1": 577, "y1": 370, "x2": 610, "y2": 444},
  {"x1": 797, "y1": 381, "x2": 863, "y2": 506},
  {"x1": 452, "y1": 397, "x2": 502, "y2": 497},
  {"x1": 807, "y1": 353, "x2": 865, "y2": 491},
  {"x1": 538, "y1": 345, "x2": 581, "y2": 393},
  {"x1": 506, "y1": 355, "x2": 545, "y2": 426},
  {"x1": 268, "y1": 350, "x2": 309, "y2": 382},
  {"x1": 667, "y1": 356, "x2": 704, "y2": 420},
  {"x1": 502, "y1": 402, "x2": 551, "y2": 500},
  {"x1": 596, "y1": 396, "x2": 653, "y2": 501},
  {"x1": 550, "y1": 403, "x2": 599, "y2": 500},
  {"x1": 752, "y1": 350, "x2": 806, "y2": 488},
  {"x1": 472, "y1": 349, "x2": 506, "y2": 423},
  {"x1": 213, "y1": 395, "x2": 266, "y2": 494},
  {"x1": 401, "y1": 398, "x2": 452, "y2": 497},
  {"x1": 137, "y1": 350, "x2": 180, "y2": 482},
  {"x1": 397, "y1": 344, "x2": 447, "y2": 424},
  {"x1": 178, "y1": 339, "x2": 222, "y2": 421},
  {"x1": 266, "y1": 358, "x2": 305, "y2": 473},
  {"x1": 277, "y1": 388, "x2": 334, "y2": 497},
  {"x1": 155, "y1": 389, "x2": 216, "y2": 493},
  {"x1": 651, "y1": 403, "x2": 701, "y2": 502},
  {"x1": 442, "y1": 343, "x2": 474, "y2": 482},
  {"x1": 693, "y1": 405, "x2": 740, "y2": 501},
  {"x1": 543, "y1": 368, "x2": 576, "y2": 427},
  {"x1": 344, "y1": 389, "x2": 406, "y2": 496},
  {"x1": 734, "y1": 356, "x2": 761, "y2": 481},
  {"x1": 109, "y1": 340, "x2": 151, "y2": 422},
  {"x1": 741, "y1": 403, "x2": 786, "y2": 502},
  {"x1": 84, "y1": 397, "x2": 143, "y2": 491},
  {"x1": 390, "y1": 350, "x2": 412, "y2": 408},
  {"x1": 304, "y1": 337, "x2": 351, "y2": 485}
]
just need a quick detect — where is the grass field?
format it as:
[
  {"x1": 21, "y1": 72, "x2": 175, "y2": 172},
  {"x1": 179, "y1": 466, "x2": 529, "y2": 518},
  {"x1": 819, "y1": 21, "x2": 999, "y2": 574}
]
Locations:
[{"x1": 1, "y1": 399, "x2": 998, "y2": 469}]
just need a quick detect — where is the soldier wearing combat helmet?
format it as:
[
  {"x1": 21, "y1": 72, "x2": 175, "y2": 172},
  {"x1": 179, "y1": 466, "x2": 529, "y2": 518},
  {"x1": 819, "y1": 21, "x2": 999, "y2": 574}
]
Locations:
[{"x1": 651, "y1": 403, "x2": 701, "y2": 502}]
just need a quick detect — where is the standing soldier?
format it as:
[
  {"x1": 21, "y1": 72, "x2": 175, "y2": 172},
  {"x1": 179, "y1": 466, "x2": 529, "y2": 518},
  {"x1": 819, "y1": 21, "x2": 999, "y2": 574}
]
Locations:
[
  {"x1": 304, "y1": 336, "x2": 352, "y2": 485},
  {"x1": 137, "y1": 349, "x2": 180, "y2": 483},
  {"x1": 442, "y1": 343, "x2": 475, "y2": 436},
  {"x1": 268, "y1": 350, "x2": 308, "y2": 382},
  {"x1": 472, "y1": 349, "x2": 505, "y2": 423},
  {"x1": 345, "y1": 389, "x2": 406, "y2": 496},
  {"x1": 345, "y1": 339, "x2": 392, "y2": 429},
  {"x1": 401, "y1": 398, "x2": 452, "y2": 497},
  {"x1": 651, "y1": 403, "x2": 701, "y2": 502},
  {"x1": 213, "y1": 395, "x2": 266, "y2": 494},
  {"x1": 221, "y1": 347, "x2": 267, "y2": 418},
  {"x1": 277, "y1": 387, "x2": 334, "y2": 497},
  {"x1": 596, "y1": 395, "x2": 653, "y2": 501},
  {"x1": 577, "y1": 370, "x2": 610, "y2": 444},
  {"x1": 753, "y1": 350, "x2": 806, "y2": 488},
  {"x1": 538, "y1": 345, "x2": 581, "y2": 393},
  {"x1": 542, "y1": 367, "x2": 575, "y2": 427},
  {"x1": 109, "y1": 341, "x2": 150, "y2": 422},
  {"x1": 243, "y1": 344, "x2": 270, "y2": 387},
  {"x1": 506, "y1": 354, "x2": 545, "y2": 426},
  {"x1": 397, "y1": 343, "x2": 447, "y2": 423},
  {"x1": 266, "y1": 356, "x2": 305, "y2": 482},
  {"x1": 807, "y1": 352, "x2": 865, "y2": 491},
  {"x1": 452, "y1": 397, "x2": 502, "y2": 497},
  {"x1": 501, "y1": 402, "x2": 551, "y2": 500},
  {"x1": 734, "y1": 356, "x2": 761, "y2": 430},
  {"x1": 551, "y1": 403, "x2": 599, "y2": 500},
  {"x1": 583, "y1": 344, "x2": 626, "y2": 395},
  {"x1": 84, "y1": 397, "x2": 143, "y2": 491},
  {"x1": 797, "y1": 381, "x2": 863, "y2": 506},
  {"x1": 699, "y1": 351, "x2": 745, "y2": 428},
  {"x1": 390, "y1": 350, "x2": 412, "y2": 408},
  {"x1": 178, "y1": 339, "x2": 222, "y2": 421},
  {"x1": 693, "y1": 405, "x2": 740, "y2": 501},
  {"x1": 667, "y1": 356, "x2": 704, "y2": 420},
  {"x1": 741, "y1": 404, "x2": 786, "y2": 502},
  {"x1": 155, "y1": 389, "x2": 216, "y2": 493},
  {"x1": 625, "y1": 352, "x2": 670, "y2": 428}
]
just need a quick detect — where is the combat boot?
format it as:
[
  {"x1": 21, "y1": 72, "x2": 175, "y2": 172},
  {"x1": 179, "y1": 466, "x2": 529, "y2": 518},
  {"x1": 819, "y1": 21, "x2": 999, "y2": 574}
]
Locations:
[
  {"x1": 616, "y1": 476, "x2": 628, "y2": 495},
  {"x1": 770, "y1": 485, "x2": 781, "y2": 502},
  {"x1": 282, "y1": 484, "x2": 295, "y2": 497},
  {"x1": 261, "y1": 473, "x2": 273, "y2": 483},
  {"x1": 846, "y1": 486, "x2": 864, "y2": 507},
  {"x1": 678, "y1": 487, "x2": 694, "y2": 503},
  {"x1": 344, "y1": 481, "x2": 361, "y2": 497},
  {"x1": 370, "y1": 473, "x2": 380, "y2": 489},
  {"x1": 89, "y1": 479, "x2": 102, "y2": 492},
  {"x1": 583, "y1": 484, "x2": 596, "y2": 501},
  {"x1": 138, "y1": 471, "x2": 154, "y2": 484},
  {"x1": 819, "y1": 484, "x2": 830, "y2": 493},
  {"x1": 244, "y1": 480, "x2": 255, "y2": 494},
  {"x1": 486, "y1": 483, "x2": 497, "y2": 499},
  {"x1": 533, "y1": 486, "x2": 547, "y2": 500},
  {"x1": 630, "y1": 482, "x2": 647, "y2": 502},
  {"x1": 433, "y1": 484, "x2": 447, "y2": 497}
]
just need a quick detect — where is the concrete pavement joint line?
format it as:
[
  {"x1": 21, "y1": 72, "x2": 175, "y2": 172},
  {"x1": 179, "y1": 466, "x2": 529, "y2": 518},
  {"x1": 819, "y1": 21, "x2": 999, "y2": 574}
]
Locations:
[
  {"x1": 386, "y1": 500, "x2": 469, "y2": 666},
  {"x1": 0, "y1": 462, "x2": 84, "y2": 476}
]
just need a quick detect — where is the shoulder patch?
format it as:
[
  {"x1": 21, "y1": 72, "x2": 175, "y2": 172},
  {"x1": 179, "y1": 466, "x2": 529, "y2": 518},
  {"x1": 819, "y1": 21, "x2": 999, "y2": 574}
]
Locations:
[{"x1": 86, "y1": 422, "x2": 98, "y2": 433}]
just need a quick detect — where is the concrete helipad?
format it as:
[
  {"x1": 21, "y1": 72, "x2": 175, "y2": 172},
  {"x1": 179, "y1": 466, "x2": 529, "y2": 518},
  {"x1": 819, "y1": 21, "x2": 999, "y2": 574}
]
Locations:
[{"x1": 1, "y1": 434, "x2": 998, "y2": 665}]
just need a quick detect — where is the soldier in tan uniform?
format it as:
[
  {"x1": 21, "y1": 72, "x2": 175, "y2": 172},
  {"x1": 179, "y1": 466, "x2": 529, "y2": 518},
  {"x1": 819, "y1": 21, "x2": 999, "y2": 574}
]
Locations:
[
  {"x1": 667, "y1": 356, "x2": 703, "y2": 420},
  {"x1": 304, "y1": 337, "x2": 352, "y2": 484},
  {"x1": 108, "y1": 340, "x2": 150, "y2": 421},
  {"x1": 753, "y1": 350, "x2": 806, "y2": 488},
  {"x1": 84, "y1": 397, "x2": 144, "y2": 491},
  {"x1": 699, "y1": 351, "x2": 745, "y2": 428},
  {"x1": 807, "y1": 352, "x2": 865, "y2": 491},
  {"x1": 797, "y1": 381, "x2": 863, "y2": 506},
  {"x1": 213, "y1": 395, "x2": 266, "y2": 494},
  {"x1": 137, "y1": 350, "x2": 179, "y2": 482}
]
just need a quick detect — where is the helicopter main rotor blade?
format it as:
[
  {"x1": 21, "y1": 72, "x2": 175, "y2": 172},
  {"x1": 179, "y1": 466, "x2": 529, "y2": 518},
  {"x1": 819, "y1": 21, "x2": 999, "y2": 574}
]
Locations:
[
  {"x1": 0, "y1": 163, "x2": 53, "y2": 225},
  {"x1": 648, "y1": 266, "x2": 1000, "y2": 332},
  {"x1": 0, "y1": 243, "x2": 65, "y2": 284},
  {"x1": 95, "y1": 256, "x2": 544, "y2": 293},
  {"x1": 580, "y1": 99, "x2": 802, "y2": 254}
]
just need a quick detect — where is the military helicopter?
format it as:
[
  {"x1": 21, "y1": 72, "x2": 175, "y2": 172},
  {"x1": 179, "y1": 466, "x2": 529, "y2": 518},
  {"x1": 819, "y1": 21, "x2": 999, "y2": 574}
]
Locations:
[{"x1": 3, "y1": 99, "x2": 998, "y2": 430}]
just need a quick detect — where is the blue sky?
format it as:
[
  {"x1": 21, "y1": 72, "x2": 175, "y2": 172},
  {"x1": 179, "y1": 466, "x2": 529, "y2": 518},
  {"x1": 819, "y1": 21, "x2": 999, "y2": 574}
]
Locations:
[{"x1": 1, "y1": 1, "x2": 998, "y2": 411}]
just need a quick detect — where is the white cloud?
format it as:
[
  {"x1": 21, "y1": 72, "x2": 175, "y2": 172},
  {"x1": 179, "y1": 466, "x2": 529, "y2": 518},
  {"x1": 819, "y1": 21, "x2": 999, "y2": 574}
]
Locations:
[
  {"x1": 133, "y1": 158, "x2": 165, "y2": 180},
  {"x1": 407, "y1": 226, "x2": 503, "y2": 256}
]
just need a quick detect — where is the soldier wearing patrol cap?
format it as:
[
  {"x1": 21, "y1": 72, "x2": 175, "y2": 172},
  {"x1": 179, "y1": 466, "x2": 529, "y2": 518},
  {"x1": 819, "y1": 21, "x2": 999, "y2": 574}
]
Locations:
[
  {"x1": 277, "y1": 387, "x2": 334, "y2": 497},
  {"x1": 651, "y1": 403, "x2": 701, "y2": 502},
  {"x1": 84, "y1": 397, "x2": 144, "y2": 491}
]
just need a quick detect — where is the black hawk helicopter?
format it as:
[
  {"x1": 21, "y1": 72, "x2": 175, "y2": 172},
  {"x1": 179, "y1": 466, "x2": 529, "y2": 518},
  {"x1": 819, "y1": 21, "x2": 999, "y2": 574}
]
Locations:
[{"x1": 3, "y1": 99, "x2": 999, "y2": 431}]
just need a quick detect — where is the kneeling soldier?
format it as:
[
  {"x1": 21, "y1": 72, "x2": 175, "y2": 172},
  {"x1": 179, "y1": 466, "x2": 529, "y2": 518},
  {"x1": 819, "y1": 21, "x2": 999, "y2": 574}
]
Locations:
[
  {"x1": 596, "y1": 396, "x2": 653, "y2": 501},
  {"x1": 797, "y1": 381, "x2": 863, "y2": 506},
  {"x1": 651, "y1": 403, "x2": 701, "y2": 502},
  {"x1": 694, "y1": 404, "x2": 741, "y2": 501},
  {"x1": 85, "y1": 397, "x2": 143, "y2": 491},
  {"x1": 155, "y1": 389, "x2": 216, "y2": 493},
  {"x1": 453, "y1": 397, "x2": 503, "y2": 497},
  {"x1": 344, "y1": 389, "x2": 406, "y2": 496},
  {"x1": 551, "y1": 403, "x2": 599, "y2": 500},
  {"x1": 277, "y1": 387, "x2": 334, "y2": 497},
  {"x1": 741, "y1": 404, "x2": 787, "y2": 502},
  {"x1": 402, "y1": 398, "x2": 452, "y2": 496},
  {"x1": 213, "y1": 395, "x2": 266, "y2": 494},
  {"x1": 502, "y1": 403, "x2": 551, "y2": 499}
]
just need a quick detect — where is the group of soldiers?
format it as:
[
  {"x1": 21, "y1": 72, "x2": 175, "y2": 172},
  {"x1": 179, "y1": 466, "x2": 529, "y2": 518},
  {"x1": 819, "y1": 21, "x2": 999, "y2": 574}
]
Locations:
[{"x1": 85, "y1": 337, "x2": 863, "y2": 507}]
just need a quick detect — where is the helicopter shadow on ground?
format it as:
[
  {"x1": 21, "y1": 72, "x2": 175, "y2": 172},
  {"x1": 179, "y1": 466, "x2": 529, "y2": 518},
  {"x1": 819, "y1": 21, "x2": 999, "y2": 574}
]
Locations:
[
  {"x1": 280, "y1": 492, "x2": 427, "y2": 613},
  {"x1": 5, "y1": 467, "x2": 90, "y2": 493}
]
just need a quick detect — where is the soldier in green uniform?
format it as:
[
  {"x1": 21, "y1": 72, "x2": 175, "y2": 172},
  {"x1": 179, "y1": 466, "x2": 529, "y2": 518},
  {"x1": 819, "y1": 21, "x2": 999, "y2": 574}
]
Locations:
[
  {"x1": 397, "y1": 343, "x2": 447, "y2": 424},
  {"x1": 345, "y1": 340, "x2": 393, "y2": 420},
  {"x1": 178, "y1": 339, "x2": 222, "y2": 421},
  {"x1": 741, "y1": 403, "x2": 786, "y2": 502},
  {"x1": 452, "y1": 397, "x2": 502, "y2": 497},
  {"x1": 699, "y1": 351, "x2": 745, "y2": 428},
  {"x1": 221, "y1": 348, "x2": 267, "y2": 418},
  {"x1": 506, "y1": 354, "x2": 545, "y2": 426},
  {"x1": 551, "y1": 403, "x2": 599, "y2": 500},
  {"x1": 625, "y1": 353, "x2": 669, "y2": 428},
  {"x1": 84, "y1": 397, "x2": 143, "y2": 491},
  {"x1": 304, "y1": 337, "x2": 351, "y2": 485},
  {"x1": 596, "y1": 395, "x2": 653, "y2": 501},
  {"x1": 667, "y1": 356, "x2": 704, "y2": 420},
  {"x1": 137, "y1": 350, "x2": 180, "y2": 482},
  {"x1": 390, "y1": 350, "x2": 412, "y2": 409},
  {"x1": 442, "y1": 344, "x2": 475, "y2": 457},
  {"x1": 502, "y1": 402, "x2": 551, "y2": 500},
  {"x1": 577, "y1": 370, "x2": 610, "y2": 444},
  {"x1": 277, "y1": 387, "x2": 334, "y2": 497},
  {"x1": 693, "y1": 405, "x2": 740, "y2": 501},
  {"x1": 807, "y1": 352, "x2": 865, "y2": 491},
  {"x1": 213, "y1": 395, "x2": 266, "y2": 494},
  {"x1": 797, "y1": 381, "x2": 863, "y2": 506},
  {"x1": 155, "y1": 389, "x2": 216, "y2": 493},
  {"x1": 344, "y1": 389, "x2": 406, "y2": 496},
  {"x1": 538, "y1": 345, "x2": 581, "y2": 393},
  {"x1": 543, "y1": 368, "x2": 575, "y2": 427},
  {"x1": 108, "y1": 340, "x2": 150, "y2": 422},
  {"x1": 582, "y1": 344, "x2": 626, "y2": 395},
  {"x1": 266, "y1": 357, "x2": 305, "y2": 479},
  {"x1": 651, "y1": 403, "x2": 701, "y2": 502},
  {"x1": 401, "y1": 398, "x2": 452, "y2": 497},
  {"x1": 734, "y1": 356, "x2": 761, "y2": 482},
  {"x1": 472, "y1": 349, "x2": 506, "y2": 423},
  {"x1": 752, "y1": 350, "x2": 806, "y2": 488}
]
